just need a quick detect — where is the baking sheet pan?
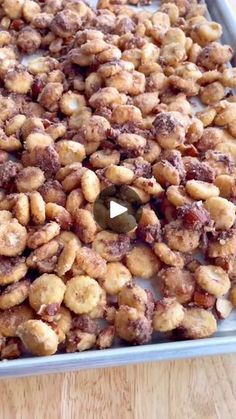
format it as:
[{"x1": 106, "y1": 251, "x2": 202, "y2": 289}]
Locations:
[{"x1": 1, "y1": 0, "x2": 236, "y2": 378}]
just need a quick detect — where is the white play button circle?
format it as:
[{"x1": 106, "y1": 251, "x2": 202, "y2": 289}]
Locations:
[
  {"x1": 93, "y1": 185, "x2": 143, "y2": 233},
  {"x1": 109, "y1": 200, "x2": 127, "y2": 219}
]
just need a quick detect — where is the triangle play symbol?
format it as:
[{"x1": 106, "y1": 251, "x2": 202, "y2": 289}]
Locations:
[{"x1": 109, "y1": 200, "x2": 128, "y2": 219}]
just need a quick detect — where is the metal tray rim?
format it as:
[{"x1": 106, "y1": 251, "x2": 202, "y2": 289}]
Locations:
[{"x1": 1, "y1": 335, "x2": 236, "y2": 378}]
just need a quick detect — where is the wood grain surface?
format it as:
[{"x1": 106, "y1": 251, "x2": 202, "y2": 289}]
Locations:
[
  {"x1": 1, "y1": 355, "x2": 236, "y2": 419},
  {"x1": 1, "y1": 2, "x2": 236, "y2": 418}
]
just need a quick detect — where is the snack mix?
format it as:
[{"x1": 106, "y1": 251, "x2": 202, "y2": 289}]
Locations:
[{"x1": 0, "y1": 0, "x2": 235, "y2": 359}]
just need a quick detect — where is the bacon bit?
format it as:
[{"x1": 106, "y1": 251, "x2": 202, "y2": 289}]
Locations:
[
  {"x1": 193, "y1": 289, "x2": 216, "y2": 309},
  {"x1": 31, "y1": 78, "x2": 45, "y2": 100},
  {"x1": 96, "y1": 326, "x2": 115, "y2": 349},
  {"x1": 38, "y1": 303, "x2": 60, "y2": 320},
  {"x1": 214, "y1": 257, "x2": 231, "y2": 271},
  {"x1": 163, "y1": 150, "x2": 186, "y2": 181},
  {"x1": 160, "y1": 198, "x2": 177, "y2": 222},
  {"x1": 100, "y1": 140, "x2": 116, "y2": 151},
  {"x1": 185, "y1": 160, "x2": 215, "y2": 182},
  {"x1": 1, "y1": 338, "x2": 21, "y2": 360},
  {"x1": 37, "y1": 256, "x2": 58, "y2": 273},
  {"x1": 105, "y1": 235, "x2": 131, "y2": 257},
  {"x1": 178, "y1": 144, "x2": 199, "y2": 157},
  {"x1": 153, "y1": 113, "x2": 177, "y2": 136},
  {"x1": 0, "y1": 161, "x2": 22, "y2": 190},
  {"x1": 72, "y1": 315, "x2": 99, "y2": 334},
  {"x1": 137, "y1": 224, "x2": 161, "y2": 244},
  {"x1": 10, "y1": 19, "x2": 24, "y2": 31},
  {"x1": 177, "y1": 202, "x2": 212, "y2": 230},
  {"x1": 95, "y1": 107, "x2": 112, "y2": 120}
]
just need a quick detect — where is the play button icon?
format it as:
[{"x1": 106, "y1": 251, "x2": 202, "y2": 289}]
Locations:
[
  {"x1": 110, "y1": 200, "x2": 127, "y2": 219},
  {"x1": 93, "y1": 185, "x2": 143, "y2": 233}
]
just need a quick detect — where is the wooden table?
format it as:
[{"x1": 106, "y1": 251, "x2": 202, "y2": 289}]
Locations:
[
  {"x1": 2, "y1": 1, "x2": 236, "y2": 418},
  {"x1": 1, "y1": 355, "x2": 236, "y2": 418}
]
